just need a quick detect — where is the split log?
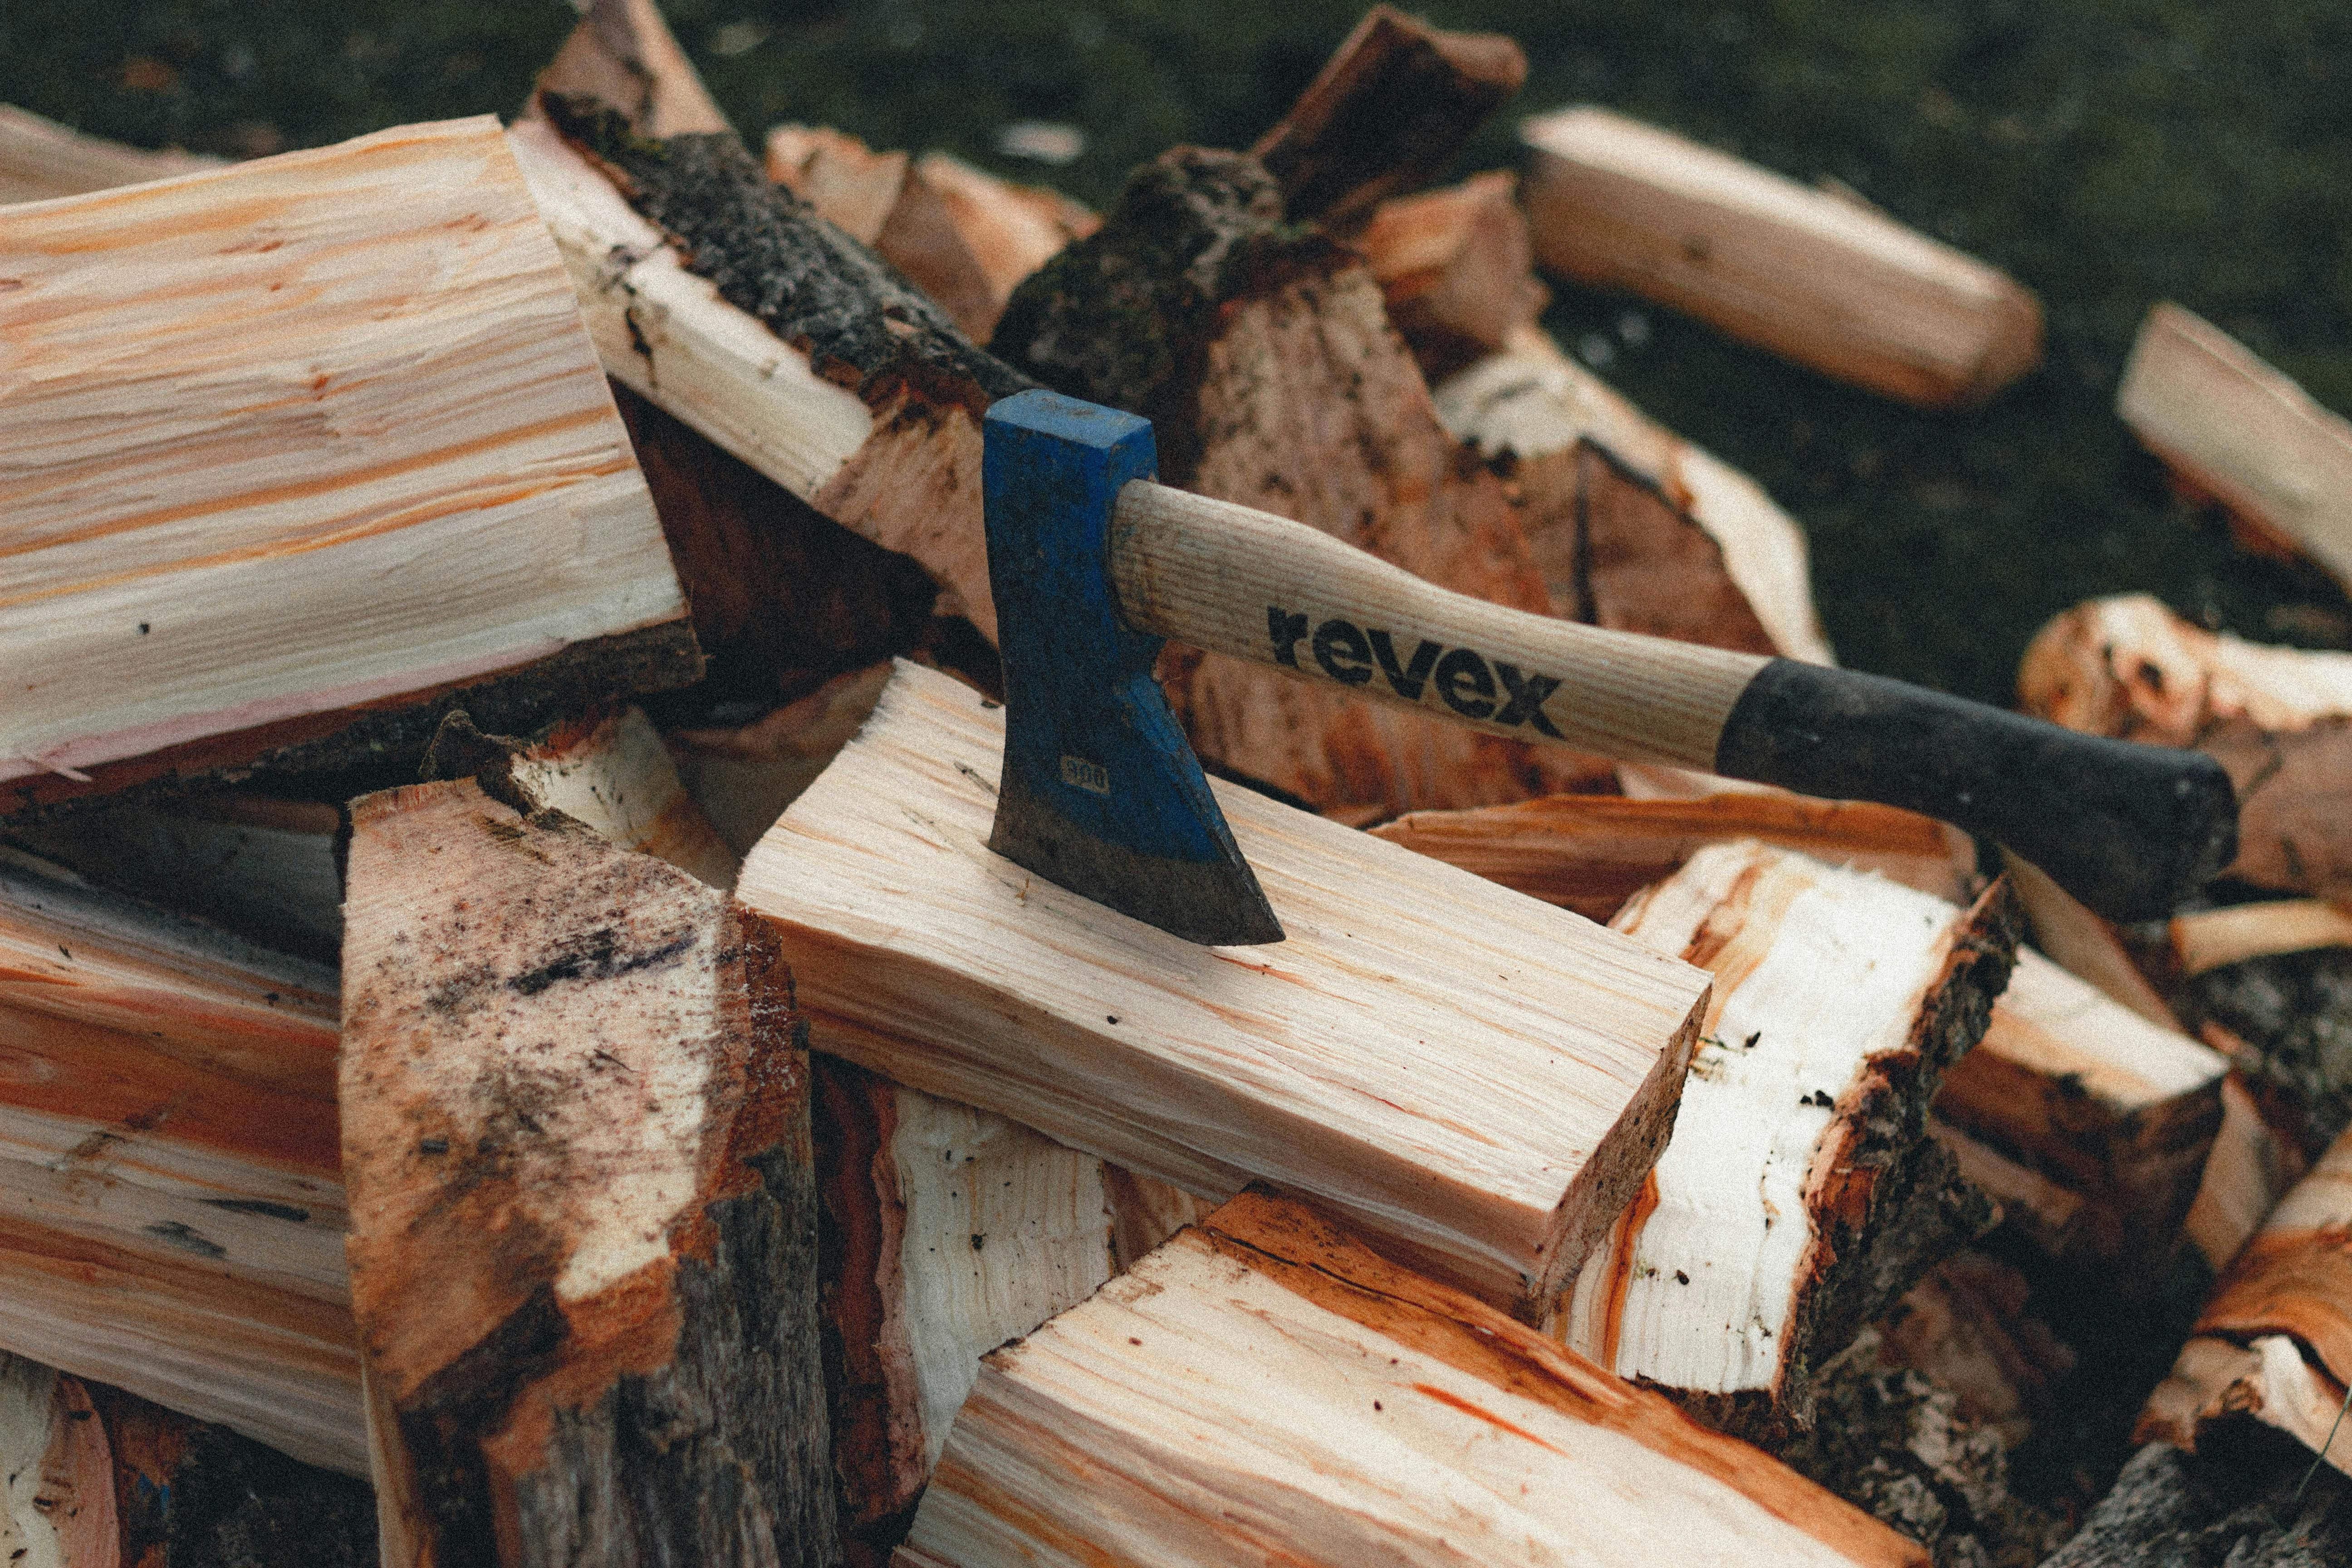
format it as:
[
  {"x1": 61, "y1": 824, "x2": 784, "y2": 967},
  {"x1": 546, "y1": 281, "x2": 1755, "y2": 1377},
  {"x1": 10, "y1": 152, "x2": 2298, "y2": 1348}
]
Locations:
[
  {"x1": 2173, "y1": 898, "x2": 2352, "y2": 976},
  {"x1": 2185, "y1": 1069, "x2": 2312, "y2": 1271},
  {"x1": 0, "y1": 1349, "x2": 377, "y2": 1568},
  {"x1": 342, "y1": 779, "x2": 838, "y2": 1564},
  {"x1": 1930, "y1": 1120, "x2": 2087, "y2": 1259},
  {"x1": 2042, "y1": 1438, "x2": 2352, "y2": 1568},
  {"x1": 490, "y1": 706, "x2": 739, "y2": 889},
  {"x1": 7, "y1": 792, "x2": 343, "y2": 960},
  {"x1": 0, "y1": 848, "x2": 359, "y2": 1474},
  {"x1": 2019, "y1": 593, "x2": 2352, "y2": 902},
  {"x1": 1520, "y1": 107, "x2": 2043, "y2": 409},
  {"x1": 2139, "y1": 1119, "x2": 2352, "y2": 1480},
  {"x1": 511, "y1": 0, "x2": 1026, "y2": 642},
  {"x1": 812, "y1": 1057, "x2": 1114, "y2": 1541},
  {"x1": 1435, "y1": 325, "x2": 1835, "y2": 663},
  {"x1": 0, "y1": 116, "x2": 698, "y2": 819},
  {"x1": 529, "y1": 0, "x2": 729, "y2": 140},
  {"x1": 1553, "y1": 841, "x2": 2017, "y2": 1438},
  {"x1": 1370, "y1": 788, "x2": 1973, "y2": 922},
  {"x1": 996, "y1": 146, "x2": 1612, "y2": 813},
  {"x1": 735, "y1": 660, "x2": 1710, "y2": 1321},
  {"x1": 2120, "y1": 302, "x2": 2352, "y2": 597},
  {"x1": 898, "y1": 1189, "x2": 1930, "y2": 1568},
  {"x1": 1249, "y1": 6, "x2": 1526, "y2": 229},
  {"x1": 765, "y1": 129, "x2": 1093, "y2": 344},
  {"x1": 0, "y1": 103, "x2": 217, "y2": 204},
  {"x1": 1352, "y1": 172, "x2": 1547, "y2": 380},
  {"x1": 1935, "y1": 948, "x2": 2226, "y2": 1277}
]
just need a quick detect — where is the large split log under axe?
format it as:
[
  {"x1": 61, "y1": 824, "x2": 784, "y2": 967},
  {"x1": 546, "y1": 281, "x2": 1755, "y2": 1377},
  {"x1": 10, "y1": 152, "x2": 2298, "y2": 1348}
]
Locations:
[{"x1": 983, "y1": 388, "x2": 2238, "y2": 945}]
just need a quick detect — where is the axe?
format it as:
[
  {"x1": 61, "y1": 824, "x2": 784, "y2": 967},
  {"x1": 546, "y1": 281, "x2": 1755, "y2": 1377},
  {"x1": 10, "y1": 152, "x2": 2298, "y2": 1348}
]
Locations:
[{"x1": 983, "y1": 389, "x2": 2237, "y2": 945}]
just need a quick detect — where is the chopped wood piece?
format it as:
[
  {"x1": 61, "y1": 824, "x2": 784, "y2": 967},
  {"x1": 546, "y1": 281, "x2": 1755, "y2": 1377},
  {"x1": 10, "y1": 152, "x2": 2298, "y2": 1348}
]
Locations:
[
  {"x1": 1436, "y1": 326, "x2": 1835, "y2": 663},
  {"x1": 1250, "y1": 6, "x2": 1526, "y2": 228},
  {"x1": 0, "y1": 116, "x2": 698, "y2": 820},
  {"x1": 1998, "y1": 847, "x2": 2184, "y2": 1028},
  {"x1": 997, "y1": 147, "x2": 1611, "y2": 813},
  {"x1": 2173, "y1": 899, "x2": 2352, "y2": 976},
  {"x1": 1553, "y1": 842, "x2": 2016, "y2": 1437},
  {"x1": 812, "y1": 1057, "x2": 1112, "y2": 1538},
  {"x1": 531, "y1": 0, "x2": 729, "y2": 140},
  {"x1": 1935, "y1": 948, "x2": 2225, "y2": 1279},
  {"x1": 507, "y1": 706, "x2": 737, "y2": 885},
  {"x1": 7, "y1": 791, "x2": 343, "y2": 959},
  {"x1": 901, "y1": 1190, "x2": 1930, "y2": 1567},
  {"x1": 2185, "y1": 1068, "x2": 2312, "y2": 1272},
  {"x1": 1930, "y1": 1119, "x2": 2087, "y2": 1259},
  {"x1": 2043, "y1": 1439, "x2": 2352, "y2": 1568},
  {"x1": 0, "y1": 849, "x2": 359, "y2": 1474},
  {"x1": 914, "y1": 153, "x2": 1098, "y2": 329},
  {"x1": 736, "y1": 661, "x2": 1709, "y2": 1321},
  {"x1": 2120, "y1": 302, "x2": 2352, "y2": 596},
  {"x1": 2019, "y1": 593, "x2": 2352, "y2": 902},
  {"x1": 1353, "y1": 172, "x2": 1548, "y2": 380},
  {"x1": 1876, "y1": 1254, "x2": 2076, "y2": 1451},
  {"x1": 1521, "y1": 107, "x2": 2043, "y2": 409},
  {"x1": 670, "y1": 663, "x2": 895, "y2": 855},
  {"x1": 0, "y1": 102, "x2": 218, "y2": 204},
  {"x1": 516, "y1": 0, "x2": 1032, "y2": 643},
  {"x1": 0, "y1": 1350, "x2": 377, "y2": 1568},
  {"x1": 763, "y1": 127, "x2": 1071, "y2": 345},
  {"x1": 343, "y1": 779, "x2": 837, "y2": 1563},
  {"x1": 1371, "y1": 789, "x2": 1972, "y2": 922},
  {"x1": 1100, "y1": 1165, "x2": 1217, "y2": 1272},
  {"x1": 2139, "y1": 1120, "x2": 2352, "y2": 1479}
]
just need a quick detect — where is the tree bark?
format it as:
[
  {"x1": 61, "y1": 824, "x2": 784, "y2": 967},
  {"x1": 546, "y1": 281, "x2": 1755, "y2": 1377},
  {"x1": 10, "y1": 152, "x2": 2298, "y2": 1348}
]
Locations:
[
  {"x1": 343, "y1": 778, "x2": 838, "y2": 1566},
  {"x1": 735, "y1": 660, "x2": 1709, "y2": 1322}
]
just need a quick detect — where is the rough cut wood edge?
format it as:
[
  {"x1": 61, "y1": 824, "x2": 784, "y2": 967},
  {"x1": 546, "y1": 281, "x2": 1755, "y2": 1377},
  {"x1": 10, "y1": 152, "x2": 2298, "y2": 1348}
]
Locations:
[
  {"x1": 914, "y1": 153, "x2": 1098, "y2": 333},
  {"x1": 1521, "y1": 107, "x2": 2043, "y2": 410},
  {"x1": 1250, "y1": 5, "x2": 1526, "y2": 228},
  {"x1": 1554, "y1": 843, "x2": 2015, "y2": 1436},
  {"x1": 901, "y1": 1189, "x2": 1929, "y2": 1568},
  {"x1": 1436, "y1": 326, "x2": 1835, "y2": 663},
  {"x1": 0, "y1": 116, "x2": 696, "y2": 815},
  {"x1": 0, "y1": 848, "x2": 359, "y2": 1473},
  {"x1": 2185, "y1": 1070, "x2": 2313, "y2": 1272},
  {"x1": 738, "y1": 660, "x2": 1709, "y2": 1321},
  {"x1": 1929, "y1": 1120, "x2": 2087, "y2": 1259},
  {"x1": 2019, "y1": 593, "x2": 2352, "y2": 901},
  {"x1": 1998, "y1": 848, "x2": 2183, "y2": 1028},
  {"x1": 1353, "y1": 172, "x2": 1548, "y2": 381},
  {"x1": 1371, "y1": 788, "x2": 1972, "y2": 923},
  {"x1": 670, "y1": 663, "x2": 895, "y2": 856},
  {"x1": 1935, "y1": 947, "x2": 2225, "y2": 1276},
  {"x1": 2139, "y1": 1120, "x2": 2352, "y2": 1476},
  {"x1": 343, "y1": 779, "x2": 837, "y2": 1563},
  {"x1": 0, "y1": 102, "x2": 218, "y2": 205},
  {"x1": 2119, "y1": 302, "x2": 2352, "y2": 597},
  {"x1": 5, "y1": 791, "x2": 343, "y2": 959},
  {"x1": 812, "y1": 1056, "x2": 1112, "y2": 1537},
  {"x1": 519, "y1": 1, "x2": 1034, "y2": 641},
  {"x1": 2172, "y1": 898, "x2": 2352, "y2": 976}
]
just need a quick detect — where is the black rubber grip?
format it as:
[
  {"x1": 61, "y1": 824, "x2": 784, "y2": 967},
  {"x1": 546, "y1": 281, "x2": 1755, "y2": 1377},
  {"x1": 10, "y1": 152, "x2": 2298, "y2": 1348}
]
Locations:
[{"x1": 1714, "y1": 660, "x2": 2238, "y2": 922}]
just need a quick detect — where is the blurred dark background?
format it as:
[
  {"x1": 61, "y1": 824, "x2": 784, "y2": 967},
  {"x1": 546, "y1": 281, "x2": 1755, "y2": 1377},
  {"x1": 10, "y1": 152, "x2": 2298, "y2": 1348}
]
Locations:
[{"x1": 6, "y1": 0, "x2": 2351, "y2": 704}]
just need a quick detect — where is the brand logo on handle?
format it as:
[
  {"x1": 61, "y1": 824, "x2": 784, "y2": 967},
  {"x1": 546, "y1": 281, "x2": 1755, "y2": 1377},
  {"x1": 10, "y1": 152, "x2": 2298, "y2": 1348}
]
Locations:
[{"x1": 1266, "y1": 606, "x2": 1566, "y2": 738}]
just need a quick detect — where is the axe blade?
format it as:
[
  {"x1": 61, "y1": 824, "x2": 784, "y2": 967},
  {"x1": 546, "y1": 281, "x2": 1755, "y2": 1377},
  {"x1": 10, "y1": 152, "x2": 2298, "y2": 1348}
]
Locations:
[{"x1": 982, "y1": 390, "x2": 1284, "y2": 946}]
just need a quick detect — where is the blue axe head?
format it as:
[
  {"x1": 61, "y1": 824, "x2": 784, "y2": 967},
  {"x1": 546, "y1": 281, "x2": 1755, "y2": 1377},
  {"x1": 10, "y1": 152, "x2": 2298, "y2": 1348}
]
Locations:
[{"x1": 981, "y1": 388, "x2": 1284, "y2": 946}]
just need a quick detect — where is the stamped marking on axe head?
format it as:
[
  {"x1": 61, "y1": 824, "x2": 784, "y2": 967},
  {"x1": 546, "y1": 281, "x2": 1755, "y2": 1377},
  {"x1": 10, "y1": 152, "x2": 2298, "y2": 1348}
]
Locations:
[{"x1": 982, "y1": 389, "x2": 1284, "y2": 946}]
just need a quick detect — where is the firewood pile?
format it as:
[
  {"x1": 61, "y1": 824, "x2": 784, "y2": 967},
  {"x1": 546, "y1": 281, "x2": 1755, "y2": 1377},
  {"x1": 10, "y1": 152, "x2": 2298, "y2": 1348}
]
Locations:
[{"x1": 5, "y1": 3, "x2": 2352, "y2": 1563}]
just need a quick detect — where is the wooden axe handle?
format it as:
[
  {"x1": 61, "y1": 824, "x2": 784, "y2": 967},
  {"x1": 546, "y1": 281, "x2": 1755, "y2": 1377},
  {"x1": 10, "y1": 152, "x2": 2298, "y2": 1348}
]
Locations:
[{"x1": 1109, "y1": 480, "x2": 2238, "y2": 921}]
